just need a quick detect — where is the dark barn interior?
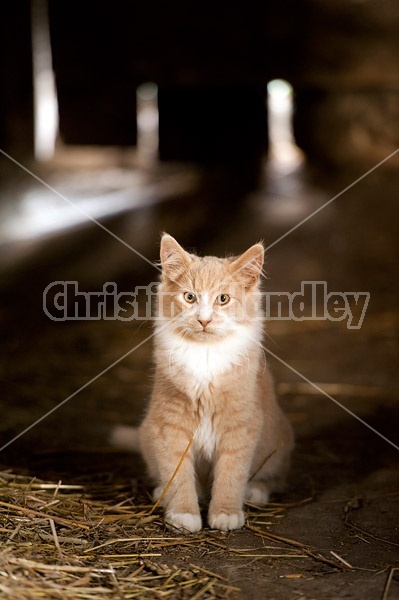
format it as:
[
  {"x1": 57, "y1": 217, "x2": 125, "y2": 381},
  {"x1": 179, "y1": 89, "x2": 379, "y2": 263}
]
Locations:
[{"x1": 0, "y1": 1, "x2": 398, "y2": 598}]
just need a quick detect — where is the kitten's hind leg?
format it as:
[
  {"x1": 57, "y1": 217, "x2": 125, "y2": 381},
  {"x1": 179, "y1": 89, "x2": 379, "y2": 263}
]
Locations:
[
  {"x1": 247, "y1": 434, "x2": 293, "y2": 506},
  {"x1": 245, "y1": 481, "x2": 270, "y2": 505}
]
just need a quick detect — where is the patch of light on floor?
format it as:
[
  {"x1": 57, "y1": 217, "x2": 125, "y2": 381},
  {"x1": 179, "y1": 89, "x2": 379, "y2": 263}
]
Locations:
[
  {"x1": 136, "y1": 83, "x2": 159, "y2": 165},
  {"x1": 31, "y1": 0, "x2": 59, "y2": 162},
  {"x1": 267, "y1": 79, "x2": 303, "y2": 172},
  {"x1": 0, "y1": 190, "x2": 133, "y2": 243},
  {"x1": 0, "y1": 167, "x2": 198, "y2": 246}
]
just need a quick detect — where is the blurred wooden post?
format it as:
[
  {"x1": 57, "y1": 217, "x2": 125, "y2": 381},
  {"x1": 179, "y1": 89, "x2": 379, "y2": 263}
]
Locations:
[
  {"x1": 48, "y1": 1, "x2": 137, "y2": 146},
  {"x1": 0, "y1": 0, "x2": 34, "y2": 156}
]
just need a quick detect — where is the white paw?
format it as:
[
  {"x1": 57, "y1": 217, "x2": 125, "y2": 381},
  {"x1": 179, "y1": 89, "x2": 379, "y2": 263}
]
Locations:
[
  {"x1": 165, "y1": 511, "x2": 202, "y2": 533},
  {"x1": 152, "y1": 486, "x2": 163, "y2": 501},
  {"x1": 245, "y1": 482, "x2": 270, "y2": 505},
  {"x1": 208, "y1": 510, "x2": 245, "y2": 531}
]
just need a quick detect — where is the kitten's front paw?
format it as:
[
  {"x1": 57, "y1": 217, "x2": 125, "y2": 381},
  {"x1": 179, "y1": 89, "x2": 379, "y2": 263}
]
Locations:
[
  {"x1": 165, "y1": 511, "x2": 202, "y2": 534},
  {"x1": 208, "y1": 510, "x2": 245, "y2": 531},
  {"x1": 245, "y1": 481, "x2": 270, "y2": 505},
  {"x1": 152, "y1": 486, "x2": 163, "y2": 501}
]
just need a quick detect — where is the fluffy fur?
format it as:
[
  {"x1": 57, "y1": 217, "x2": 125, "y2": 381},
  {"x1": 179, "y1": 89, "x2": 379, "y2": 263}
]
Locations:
[{"x1": 113, "y1": 234, "x2": 294, "y2": 533}]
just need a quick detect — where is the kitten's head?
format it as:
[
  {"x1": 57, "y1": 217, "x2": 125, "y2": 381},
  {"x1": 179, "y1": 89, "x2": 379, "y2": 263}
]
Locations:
[{"x1": 157, "y1": 234, "x2": 264, "y2": 342}]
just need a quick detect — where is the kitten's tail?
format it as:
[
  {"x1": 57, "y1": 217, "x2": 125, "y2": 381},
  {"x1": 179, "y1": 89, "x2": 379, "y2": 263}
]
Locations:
[{"x1": 109, "y1": 425, "x2": 141, "y2": 452}]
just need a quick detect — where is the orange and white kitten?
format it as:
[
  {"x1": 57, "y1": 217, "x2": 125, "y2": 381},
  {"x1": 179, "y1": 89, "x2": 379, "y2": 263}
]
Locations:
[{"x1": 115, "y1": 234, "x2": 293, "y2": 533}]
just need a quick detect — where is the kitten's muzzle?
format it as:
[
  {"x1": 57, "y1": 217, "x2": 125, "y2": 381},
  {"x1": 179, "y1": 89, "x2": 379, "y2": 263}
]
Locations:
[{"x1": 198, "y1": 319, "x2": 212, "y2": 330}]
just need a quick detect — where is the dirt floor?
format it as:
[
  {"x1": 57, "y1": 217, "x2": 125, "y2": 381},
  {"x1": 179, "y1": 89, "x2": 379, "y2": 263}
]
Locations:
[{"x1": 0, "y1": 151, "x2": 398, "y2": 599}]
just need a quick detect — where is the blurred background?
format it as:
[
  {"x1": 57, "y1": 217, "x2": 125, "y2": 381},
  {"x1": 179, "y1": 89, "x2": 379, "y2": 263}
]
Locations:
[
  {"x1": 0, "y1": 5, "x2": 398, "y2": 592},
  {"x1": 0, "y1": 0, "x2": 398, "y2": 484}
]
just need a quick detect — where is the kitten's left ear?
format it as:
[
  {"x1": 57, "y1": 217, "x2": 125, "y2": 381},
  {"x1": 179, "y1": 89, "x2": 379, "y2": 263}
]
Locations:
[{"x1": 231, "y1": 243, "x2": 264, "y2": 287}]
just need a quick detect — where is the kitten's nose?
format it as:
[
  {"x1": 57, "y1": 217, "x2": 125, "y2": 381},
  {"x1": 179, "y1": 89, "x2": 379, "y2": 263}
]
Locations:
[{"x1": 198, "y1": 319, "x2": 211, "y2": 330}]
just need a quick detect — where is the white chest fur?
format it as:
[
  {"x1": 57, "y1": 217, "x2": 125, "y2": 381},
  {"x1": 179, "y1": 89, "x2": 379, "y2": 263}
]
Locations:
[
  {"x1": 194, "y1": 414, "x2": 217, "y2": 460},
  {"x1": 156, "y1": 325, "x2": 261, "y2": 400},
  {"x1": 174, "y1": 339, "x2": 236, "y2": 380}
]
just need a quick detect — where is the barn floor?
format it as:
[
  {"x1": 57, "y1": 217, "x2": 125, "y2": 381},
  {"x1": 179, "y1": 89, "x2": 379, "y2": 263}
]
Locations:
[{"x1": 0, "y1": 149, "x2": 398, "y2": 599}]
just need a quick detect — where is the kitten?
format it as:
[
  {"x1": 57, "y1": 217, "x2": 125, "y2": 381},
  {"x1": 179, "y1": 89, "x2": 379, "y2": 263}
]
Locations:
[{"x1": 113, "y1": 234, "x2": 294, "y2": 533}]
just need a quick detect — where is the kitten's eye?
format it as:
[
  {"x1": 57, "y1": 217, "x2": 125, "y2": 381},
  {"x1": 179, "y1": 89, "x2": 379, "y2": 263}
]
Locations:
[
  {"x1": 216, "y1": 293, "x2": 230, "y2": 305},
  {"x1": 183, "y1": 292, "x2": 196, "y2": 304}
]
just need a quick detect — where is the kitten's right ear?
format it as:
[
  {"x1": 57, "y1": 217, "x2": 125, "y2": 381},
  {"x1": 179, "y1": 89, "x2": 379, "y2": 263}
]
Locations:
[{"x1": 160, "y1": 234, "x2": 192, "y2": 281}]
